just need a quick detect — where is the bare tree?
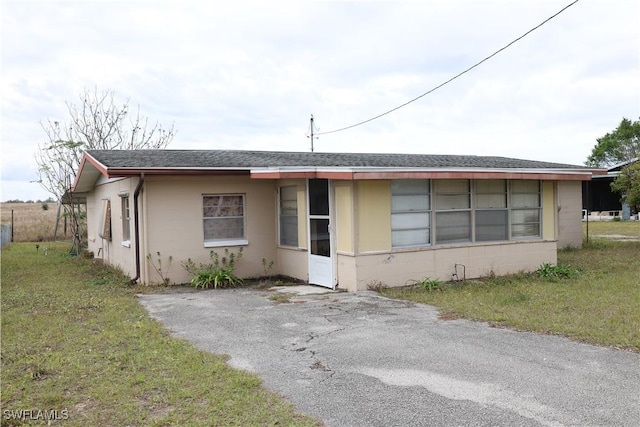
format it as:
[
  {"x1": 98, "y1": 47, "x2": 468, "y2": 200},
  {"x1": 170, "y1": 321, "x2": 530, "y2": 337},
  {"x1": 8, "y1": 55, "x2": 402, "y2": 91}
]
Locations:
[{"x1": 35, "y1": 88, "x2": 176, "y2": 253}]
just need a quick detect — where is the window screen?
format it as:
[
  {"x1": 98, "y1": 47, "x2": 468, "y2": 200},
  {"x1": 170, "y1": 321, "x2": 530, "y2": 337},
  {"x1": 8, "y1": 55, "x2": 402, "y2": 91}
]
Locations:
[
  {"x1": 203, "y1": 195, "x2": 245, "y2": 242},
  {"x1": 435, "y1": 180, "x2": 471, "y2": 244},
  {"x1": 510, "y1": 181, "x2": 541, "y2": 239},
  {"x1": 391, "y1": 180, "x2": 430, "y2": 247},
  {"x1": 279, "y1": 186, "x2": 298, "y2": 246}
]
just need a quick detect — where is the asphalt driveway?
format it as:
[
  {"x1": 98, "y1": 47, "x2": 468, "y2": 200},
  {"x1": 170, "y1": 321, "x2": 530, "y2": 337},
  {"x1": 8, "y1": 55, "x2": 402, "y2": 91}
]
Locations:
[{"x1": 138, "y1": 286, "x2": 640, "y2": 426}]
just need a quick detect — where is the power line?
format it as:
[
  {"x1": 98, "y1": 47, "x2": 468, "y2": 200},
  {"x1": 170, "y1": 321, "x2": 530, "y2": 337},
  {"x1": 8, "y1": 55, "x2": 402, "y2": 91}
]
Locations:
[{"x1": 317, "y1": 0, "x2": 580, "y2": 136}]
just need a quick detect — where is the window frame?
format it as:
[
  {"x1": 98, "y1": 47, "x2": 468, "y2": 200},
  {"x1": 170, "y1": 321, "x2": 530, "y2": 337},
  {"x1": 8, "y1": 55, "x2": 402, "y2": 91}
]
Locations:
[
  {"x1": 119, "y1": 194, "x2": 131, "y2": 247},
  {"x1": 434, "y1": 179, "x2": 472, "y2": 245},
  {"x1": 278, "y1": 185, "x2": 298, "y2": 247},
  {"x1": 202, "y1": 194, "x2": 248, "y2": 247},
  {"x1": 389, "y1": 178, "x2": 545, "y2": 249},
  {"x1": 391, "y1": 179, "x2": 431, "y2": 248},
  {"x1": 510, "y1": 180, "x2": 542, "y2": 240},
  {"x1": 474, "y1": 179, "x2": 508, "y2": 242}
]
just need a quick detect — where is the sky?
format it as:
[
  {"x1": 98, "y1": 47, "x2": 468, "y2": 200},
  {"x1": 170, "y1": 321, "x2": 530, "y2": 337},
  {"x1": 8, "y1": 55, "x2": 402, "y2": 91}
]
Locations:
[{"x1": 1, "y1": 0, "x2": 639, "y2": 202}]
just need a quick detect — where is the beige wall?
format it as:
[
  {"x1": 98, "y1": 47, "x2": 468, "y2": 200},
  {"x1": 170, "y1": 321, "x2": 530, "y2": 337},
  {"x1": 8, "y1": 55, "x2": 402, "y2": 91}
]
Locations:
[
  {"x1": 557, "y1": 180, "x2": 583, "y2": 248},
  {"x1": 356, "y1": 180, "x2": 391, "y2": 252},
  {"x1": 276, "y1": 247, "x2": 308, "y2": 282},
  {"x1": 276, "y1": 179, "x2": 307, "y2": 250},
  {"x1": 141, "y1": 175, "x2": 278, "y2": 284},
  {"x1": 334, "y1": 182, "x2": 354, "y2": 254},
  {"x1": 334, "y1": 178, "x2": 563, "y2": 291},
  {"x1": 86, "y1": 177, "x2": 139, "y2": 278},
  {"x1": 338, "y1": 241, "x2": 558, "y2": 291},
  {"x1": 542, "y1": 181, "x2": 556, "y2": 240},
  {"x1": 85, "y1": 174, "x2": 580, "y2": 291},
  {"x1": 274, "y1": 179, "x2": 309, "y2": 282}
]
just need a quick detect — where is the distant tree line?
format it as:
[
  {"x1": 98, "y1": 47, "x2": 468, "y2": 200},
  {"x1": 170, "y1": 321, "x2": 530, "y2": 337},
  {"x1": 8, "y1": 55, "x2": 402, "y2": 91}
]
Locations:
[{"x1": 3, "y1": 198, "x2": 56, "y2": 204}]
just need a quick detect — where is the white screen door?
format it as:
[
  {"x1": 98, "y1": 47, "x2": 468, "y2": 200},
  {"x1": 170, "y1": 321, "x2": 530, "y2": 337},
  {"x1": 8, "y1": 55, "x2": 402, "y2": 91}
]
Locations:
[{"x1": 308, "y1": 179, "x2": 334, "y2": 288}]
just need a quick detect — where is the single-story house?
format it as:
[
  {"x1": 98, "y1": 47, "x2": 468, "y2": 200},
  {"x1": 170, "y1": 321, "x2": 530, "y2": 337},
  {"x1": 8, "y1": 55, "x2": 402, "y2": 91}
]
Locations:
[
  {"x1": 582, "y1": 158, "x2": 638, "y2": 220},
  {"x1": 71, "y1": 150, "x2": 603, "y2": 291}
]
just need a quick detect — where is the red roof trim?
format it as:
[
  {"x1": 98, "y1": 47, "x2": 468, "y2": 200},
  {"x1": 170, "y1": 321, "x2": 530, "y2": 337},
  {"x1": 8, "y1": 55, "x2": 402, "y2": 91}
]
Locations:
[
  {"x1": 71, "y1": 153, "x2": 109, "y2": 191},
  {"x1": 105, "y1": 168, "x2": 249, "y2": 177},
  {"x1": 353, "y1": 171, "x2": 594, "y2": 181},
  {"x1": 251, "y1": 170, "x2": 594, "y2": 181}
]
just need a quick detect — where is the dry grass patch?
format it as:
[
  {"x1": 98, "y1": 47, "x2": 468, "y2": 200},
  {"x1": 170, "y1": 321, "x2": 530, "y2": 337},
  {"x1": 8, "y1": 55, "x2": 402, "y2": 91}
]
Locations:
[
  {"x1": 380, "y1": 240, "x2": 640, "y2": 352},
  {"x1": 1, "y1": 202, "x2": 65, "y2": 242},
  {"x1": 1, "y1": 242, "x2": 321, "y2": 426}
]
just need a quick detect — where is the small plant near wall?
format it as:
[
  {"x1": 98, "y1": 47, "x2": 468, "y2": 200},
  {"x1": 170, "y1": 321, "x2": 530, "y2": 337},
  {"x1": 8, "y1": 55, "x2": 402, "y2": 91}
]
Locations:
[
  {"x1": 407, "y1": 277, "x2": 441, "y2": 292},
  {"x1": 366, "y1": 280, "x2": 388, "y2": 291},
  {"x1": 146, "y1": 252, "x2": 173, "y2": 285},
  {"x1": 536, "y1": 263, "x2": 579, "y2": 281},
  {"x1": 182, "y1": 247, "x2": 244, "y2": 289},
  {"x1": 261, "y1": 258, "x2": 275, "y2": 278}
]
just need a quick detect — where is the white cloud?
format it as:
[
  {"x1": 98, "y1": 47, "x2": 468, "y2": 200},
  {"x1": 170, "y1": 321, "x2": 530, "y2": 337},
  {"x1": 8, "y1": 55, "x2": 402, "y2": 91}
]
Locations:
[{"x1": 1, "y1": 0, "x2": 639, "y2": 201}]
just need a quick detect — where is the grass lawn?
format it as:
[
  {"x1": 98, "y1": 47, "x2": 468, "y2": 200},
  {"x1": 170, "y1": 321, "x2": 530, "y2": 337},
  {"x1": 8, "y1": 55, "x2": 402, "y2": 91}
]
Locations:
[
  {"x1": 583, "y1": 220, "x2": 640, "y2": 237},
  {"x1": 1, "y1": 242, "x2": 320, "y2": 426},
  {"x1": 380, "y1": 238, "x2": 640, "y2": 352}
]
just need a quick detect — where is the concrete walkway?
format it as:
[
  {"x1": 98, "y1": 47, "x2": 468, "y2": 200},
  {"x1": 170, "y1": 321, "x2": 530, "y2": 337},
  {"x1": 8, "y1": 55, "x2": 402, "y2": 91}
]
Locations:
[{"x1": 139, "y1": 287, "x2": 640, "y2": 426}]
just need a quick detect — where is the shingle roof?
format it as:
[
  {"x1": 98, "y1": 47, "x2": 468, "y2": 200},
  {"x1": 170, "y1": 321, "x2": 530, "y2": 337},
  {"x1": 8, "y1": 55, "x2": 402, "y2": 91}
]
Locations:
[{"x1": 87, "y1": 149, "x2": 589, "y2": 170}]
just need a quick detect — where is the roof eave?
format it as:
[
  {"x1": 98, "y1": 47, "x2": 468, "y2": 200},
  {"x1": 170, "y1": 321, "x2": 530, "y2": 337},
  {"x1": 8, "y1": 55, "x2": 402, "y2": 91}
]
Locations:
[
  {"x1": 250, "y1": 167, "x2": 600, "y2": 181},
  {"x1": 104, "y1": 167, "x2": 252, "y2": 177},
  {"x1": 71, "y1": 153, "x2": 109, "y2": 193}
]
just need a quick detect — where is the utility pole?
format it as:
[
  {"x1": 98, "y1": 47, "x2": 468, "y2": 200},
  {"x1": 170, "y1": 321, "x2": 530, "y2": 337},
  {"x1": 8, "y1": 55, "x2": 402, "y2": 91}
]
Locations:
[{"x1": 307, "y1": 114, "x2": 318, "y2": 152}]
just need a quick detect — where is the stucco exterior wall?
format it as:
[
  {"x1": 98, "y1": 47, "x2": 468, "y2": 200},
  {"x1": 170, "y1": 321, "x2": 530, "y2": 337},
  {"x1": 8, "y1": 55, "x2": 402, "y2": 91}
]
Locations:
[
  {"x1": 274, "y1": 179, "x2": 309, "y2": 282},
  {"x1": 356, "y1": 180, "x2": 391, "y2": 252},
  {"x1": 337, "y1": 241, "x2": 558, "y2": 291},
  {"x1": 86, "y1": 176, "x2": 138, "y2": 278},
  {"x1": 333, "y1": 178, "x2": 562, "y2": 291},
  {"x1": 557, "y1": 180, "x2": 583, "y2": 248},
  {"x1": 542, "y1": 181, "x2": 556, "y2": 240},
  {"x1": 84, "y1": 173, "x2": 578, "y2": 291},
  {"x1": 335, "y1": 182, "x2": 354, "y2": 254},
  {"x1": 141, "y1": 175, "x2": 277, "y2": 284},
  {"x1": 276, "y1": 247, "x2": 308, "y2": 282}
]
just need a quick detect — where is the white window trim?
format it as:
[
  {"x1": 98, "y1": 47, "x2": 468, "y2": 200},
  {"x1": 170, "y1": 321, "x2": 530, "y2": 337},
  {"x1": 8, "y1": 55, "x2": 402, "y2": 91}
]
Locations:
[
  {"x1": 204, "y1": 239, "x2": 249, "y2": 248},
  {"x1": 118, "y1": 193, "x2": 131, "y2": 246}
]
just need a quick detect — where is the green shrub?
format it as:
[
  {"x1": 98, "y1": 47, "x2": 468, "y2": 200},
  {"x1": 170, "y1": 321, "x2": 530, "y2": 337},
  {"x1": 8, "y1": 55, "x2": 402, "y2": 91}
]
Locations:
[
  {"x1": 182, "y1": 248, "x2": 244, "y2": 289},
  {"x1": 407, "y1": 277, "x2": 441, "y2": 291},
  {"x1": 536, "y1": 262, "x2": 578, "y2": 280}
]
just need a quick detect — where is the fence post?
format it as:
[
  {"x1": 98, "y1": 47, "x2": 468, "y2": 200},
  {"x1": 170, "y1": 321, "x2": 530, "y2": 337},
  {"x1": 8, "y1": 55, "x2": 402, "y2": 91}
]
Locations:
[{"x1": 11, "y1": 209, "x2": 14, "y2": 242}]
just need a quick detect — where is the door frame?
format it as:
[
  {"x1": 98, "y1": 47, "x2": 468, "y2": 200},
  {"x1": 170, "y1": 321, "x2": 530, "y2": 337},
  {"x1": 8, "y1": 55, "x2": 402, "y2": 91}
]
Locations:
[{"x1": 307, "y1": 178, "x2": 335, "y2": 289}]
